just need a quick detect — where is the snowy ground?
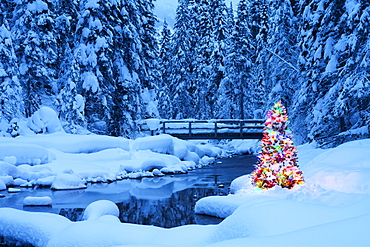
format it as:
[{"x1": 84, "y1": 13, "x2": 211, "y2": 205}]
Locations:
[{"x1": 1, "y1": 127, "x2": 370, "y2": 246}]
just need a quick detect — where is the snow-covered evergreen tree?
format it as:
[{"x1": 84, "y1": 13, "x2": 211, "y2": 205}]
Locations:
[
  {"x1": 266, "y1": 0, "x2": 300, "y2": 109},
  {"x1": 194, "y1": 0, "x2": 214, "y2": 119},
  {"x1": 0, "y1": 13, "x2": 24, "y2": 123},
  {"x1": 54, "y1": 0, "x2": 86, "y2": 133},
  {"x1": 168, "y1": 0, "x2": 197, "y2": 119},
  {"x1": 215, "y1": 2, "x2": 241, "y2": 119},
  {"x1": 227, "y1": 0, "x2": 253, "y2": 119},
  {"x1": 12, "y1": 0, "x2": 58, "y2": 117},
  {"x1": 135, "y1": 0, "x2": 160, "y2": 121},
  {"x1": 157, "y1": 20, "x2": 173, "y2": 119},
  {"x1": 293, "y1": 0, "x2": 370, "y2": 145},
  {"x1": 73, "y1": 0, "x2": 115, "y2": 134}
]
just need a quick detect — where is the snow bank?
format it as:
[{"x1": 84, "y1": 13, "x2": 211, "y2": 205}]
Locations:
[
  {"x1": 0, "y1": 143, "x2": 55, "y2": 165},
  {"x1": 0, "y1": 131, "x2": 221, "y2": 190},
  {"x1": 4, "y1": 133, "x2": 131, "y2": 153},
  {"x1": 51, "y1": 173, "x2": 87, "y2": 190},
  {"x1": 211, "y1": 196, "x2": 370, "y2": 242},
  {"x1": 302, "y1": 139, "x2": 370, "y2": 194},
  {"x1": 205, "y1": 214, "x2": 370, "y2": 247},
  {"x1": 0, "y1": 208, "x2": 70, "y2": 247}
]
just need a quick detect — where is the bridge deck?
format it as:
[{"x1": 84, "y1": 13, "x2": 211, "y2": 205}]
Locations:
[{"x1": 144, "y1": 119, "x2": 265, "y2": 140}]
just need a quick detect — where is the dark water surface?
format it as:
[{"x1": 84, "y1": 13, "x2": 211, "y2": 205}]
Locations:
[{"x1": 0, "y1": 155, "x2": 256, "y2": 228}]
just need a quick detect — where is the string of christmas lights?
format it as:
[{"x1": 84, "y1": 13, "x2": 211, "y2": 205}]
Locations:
[{"x1": 251, "y1": 101, "x2": 304, "y2": 190}]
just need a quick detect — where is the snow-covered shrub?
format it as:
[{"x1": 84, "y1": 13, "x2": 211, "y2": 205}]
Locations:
[{"x1": 28, "y1": 106, "x2": 64, "y2": 134}]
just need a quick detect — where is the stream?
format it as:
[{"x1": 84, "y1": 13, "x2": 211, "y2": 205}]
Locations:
[{"x1": 0, "y1": 155, "x2": 256, "y2": 228}]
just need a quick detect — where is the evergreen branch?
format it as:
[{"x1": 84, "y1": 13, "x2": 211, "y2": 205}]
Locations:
[{"x1": 266, "y1": 48, "x2": 299, "y2": 73}]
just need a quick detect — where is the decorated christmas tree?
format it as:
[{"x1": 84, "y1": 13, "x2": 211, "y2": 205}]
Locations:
[{"x1": 251, "y1": 101, "x2": 304, "y2": 190}]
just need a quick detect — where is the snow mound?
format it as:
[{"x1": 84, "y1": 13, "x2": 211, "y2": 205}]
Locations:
[
  {"x1": 211, "y1": 196, "x2": 370, "y2": 242},
  {"x1": 131, "y1": 134, "x2": 173, "y2": 154},
  {"x1": 303, "y1": 139, "x2": 370, "y2": 194},
  {"x1": 35, "y1": 176, "x2": 56, "y2": 187},
  {"x1": 27, "y1": 106, "x2": 63, "y2": 134},
  {"x1": 0, "y1": 161, "x2": 18, "y2": 177},
  {"x1": 205, "y1": 214, "x2": 370, "y2": 247},
  {"x1": 0, "y1": 179, "x2": 5, "y2": 190},
  {"x1": 0, "y1": 143, "x2": 55, "y2": 166},
  {"x1": 51, "y1": 174, "x2": 87, "y2": 190},
  {"x1": 196, "y1": 144, "x2": 222, "y2": 158},
  {"x1": 3, "y1": 156, "x2": 17, "y2": 165},
  {"x1": 23, "y1": 196, "x2": 53, "y2": 206},
  {"x1": 0, "y1": 208, "x2": 70, "y2": 247},
  {"x1": 6, "y1": 134, "x2": 131, "y2": 153},
  {"x1": 226, "y1": 140, "x2": 260, "y2": 155},
  {"x1": 82, "y1": 200, "x2": 120, "y2": 221}
]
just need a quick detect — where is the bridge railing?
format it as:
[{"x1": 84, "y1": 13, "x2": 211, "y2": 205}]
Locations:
[{"x1": 147, "y1": 119, "x2": 265, "y2": 139}]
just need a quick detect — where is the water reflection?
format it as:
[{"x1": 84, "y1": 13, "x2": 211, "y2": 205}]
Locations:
[
  {"x1": 118, "y1": 186, "x2": 225, "y2": 228},
  {"x1": 0, "y1": 155, "x2": 256, "y2": 228}
]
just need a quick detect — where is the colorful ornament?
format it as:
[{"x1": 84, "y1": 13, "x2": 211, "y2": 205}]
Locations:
[{"x1": 251, "y1": 101, "x2": 304, "y2": 190}]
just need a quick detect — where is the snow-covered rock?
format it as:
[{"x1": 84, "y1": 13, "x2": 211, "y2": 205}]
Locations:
[
  {"x1": 8, "y1": 188, "x2": 21, "y2": 193},
  {"x1": 226, "y1": 139, "x2": 260, "y2": 155},
  {"x1": 0, "y1": 161, "x2": 18, "y2": 176},
  {"x1": 3, "y1": 156, "x2": 17, "y2": 165},
  {"x1": 196, "y1": 144, "x2": 222, "y2": 158},
  {"x1": 131, "y1": 134, "x2": 173, "y2": 154},
  {"x1": 36, "y1": 176, "x2": 56, "y2": 187},
  {"x1": 23, "y1": 196, "x2": 52, "y2": 206},
  {"x1": 13, "y1": 178, "x2": 28, "y2": 186},
  {"x1": 0, "y1": 179, "x2": 6, "y2": 190},
  {"x1": 183, "y1": 151, "x2": 200, "y2": 164},
  {"x1": 82, "y1": 200, "x2": 120, "y2": 221},
  {"x1": 0, "y1": 175, "x2": 13, "y2": 187},
  {"x1": 51, "y1": 174, "x2": 87, "y2": 190},
  {"x1": 17, "y1": 164, "x2": 54, "y2": 182}
]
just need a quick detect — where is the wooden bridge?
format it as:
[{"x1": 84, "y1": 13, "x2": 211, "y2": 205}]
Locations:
[{"x1": 144, "y1": 119, "x2": 265, "y2": 140}]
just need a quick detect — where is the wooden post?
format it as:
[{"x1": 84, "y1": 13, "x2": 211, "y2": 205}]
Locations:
[
  {"x1": 214, "y1": 122, "x2": 218, "y2": 138},
  {"x1": 189, "y1": 122, "x2": 192, "y2": 137},
  {"x1": 240, "y1": 121, "x2": 244, "y2": 137},
  {"x1": 162, "y1": 122, "x2": 166, "y2": 134}
]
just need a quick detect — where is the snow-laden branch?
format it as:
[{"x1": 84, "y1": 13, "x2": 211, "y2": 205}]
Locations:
[{"x1": 266, "y1": 48, "x2": 300, "y2": 73}]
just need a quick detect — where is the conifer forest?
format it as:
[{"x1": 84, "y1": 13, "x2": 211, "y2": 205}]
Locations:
[{"x1": 0, "y1": 0, "x2": 369, "y2": 146}]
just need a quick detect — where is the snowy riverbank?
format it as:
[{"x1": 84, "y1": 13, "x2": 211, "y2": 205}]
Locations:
[
  {"x1": 0, "y1": 133, "x2": 223, "y2": 190},
  {"x1": 1, "y1": 136, "x2": 370, "y2": 246}
]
